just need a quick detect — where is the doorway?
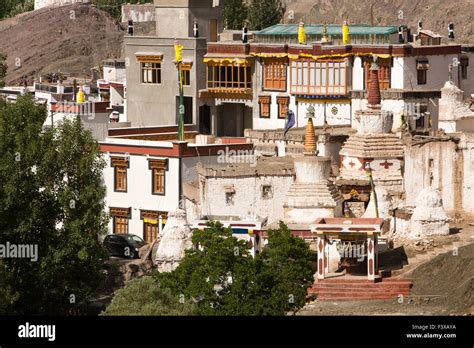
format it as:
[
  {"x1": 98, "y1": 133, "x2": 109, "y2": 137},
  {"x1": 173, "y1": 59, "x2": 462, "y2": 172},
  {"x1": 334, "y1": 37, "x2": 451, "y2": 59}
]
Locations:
[
  {"x1": 210, "y1": 19, "x2": 218, "y2": 42},
  {"x1": 199, "y1": 104, "x2": 211, "y2": 135}
]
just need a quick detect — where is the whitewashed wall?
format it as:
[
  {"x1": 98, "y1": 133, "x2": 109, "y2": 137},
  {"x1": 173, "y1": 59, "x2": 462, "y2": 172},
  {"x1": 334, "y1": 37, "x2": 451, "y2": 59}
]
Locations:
[
  {"x1": 34, "y1": 0, "x2": 89, "y2": 10},
  {"x1": 103, "y1": 153, "x2": 180, "y2": 238},
  {"x1": 352, "y1": 57, "x2": 365, "y2": 91},
  {"x1": 462, "y1": 137, "x2": 474, "y2": 217},
  {"x1": 404, "y1": 141, "x2": 458, "y2": 215},
  {"x1": 402, "y1": 55, "x2": 459, "y2": 90},
  {"x1": 201, "y1": 175, "x2": 294, "y2": 223}
]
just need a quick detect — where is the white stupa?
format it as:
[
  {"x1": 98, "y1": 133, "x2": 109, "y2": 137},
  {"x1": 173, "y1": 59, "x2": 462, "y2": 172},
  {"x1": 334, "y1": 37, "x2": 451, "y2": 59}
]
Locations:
[
  {"x1": 410, "y1": 188, "x2": 450, "y2": 238},
  {"x1": 155, "y1": 209, "x2": 193, "y2": 272},
  {"x1": 362, "y1": 187, "x2": 392, "y2": 219},
  {"x1": 283, "y1": 156, "x2": 343, "y2": 223}
]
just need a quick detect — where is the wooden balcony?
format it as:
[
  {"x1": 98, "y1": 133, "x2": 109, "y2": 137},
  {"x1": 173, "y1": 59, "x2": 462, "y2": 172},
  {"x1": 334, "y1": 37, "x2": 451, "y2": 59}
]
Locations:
[{"x1": 199, "y1": 88, "x2": 253, "y2": 101}]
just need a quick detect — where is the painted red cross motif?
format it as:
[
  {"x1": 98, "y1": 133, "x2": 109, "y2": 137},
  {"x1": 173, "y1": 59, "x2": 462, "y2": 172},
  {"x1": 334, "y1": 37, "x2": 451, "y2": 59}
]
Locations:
[
  {"x1": 348, "y1": 160, "x2": 356, "y2": 168},
  {"x1": 380, "y1": 160, "x2": 393, "y2": 169}
]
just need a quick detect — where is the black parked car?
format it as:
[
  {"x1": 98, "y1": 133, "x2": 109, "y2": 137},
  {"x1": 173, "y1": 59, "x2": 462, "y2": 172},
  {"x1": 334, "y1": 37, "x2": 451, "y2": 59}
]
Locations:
[{"x1": 103, "y1": 234, "x2": 146, "y2": 259}]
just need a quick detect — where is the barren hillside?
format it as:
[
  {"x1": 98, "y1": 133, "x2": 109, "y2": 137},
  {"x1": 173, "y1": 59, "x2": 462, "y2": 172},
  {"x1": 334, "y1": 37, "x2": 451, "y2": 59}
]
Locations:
[
  {"x1": 282, "y1": 0, "x2": 474, "y2": 44},
  {"x1": 0, "y1": 4, "x2": 124, "y2": 85}
]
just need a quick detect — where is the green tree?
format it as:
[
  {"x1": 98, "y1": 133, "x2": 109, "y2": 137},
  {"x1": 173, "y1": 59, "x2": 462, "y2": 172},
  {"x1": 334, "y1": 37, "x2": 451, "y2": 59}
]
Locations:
[
  {"x1": 102, "y1": 276, "x2": 197, "y2": 316},
  {"x1": 0, "y1": 95, "x2": 109, "y2": 315},
  {"x1": 247, "y1": 0, "x2": 283, "y2": 31},
  {"x1": 0, "y1": 0, "x2": 33, "y2": 20},
  {"x1": 157, "y1": 221, "x2": 314, "y2": 316},
  {"x1": 223, "y1": 0, "x2": 248, "y2": 30},
  {"x1": 0, "y1": 261, "x2": 19, "y2": 313},
  {"x1": 0, "y1": 54, "x2": 6, "y2": 88}
]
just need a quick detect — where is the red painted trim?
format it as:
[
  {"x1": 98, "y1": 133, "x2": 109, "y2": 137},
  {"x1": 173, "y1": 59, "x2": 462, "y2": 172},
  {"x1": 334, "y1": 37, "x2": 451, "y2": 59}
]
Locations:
[
  {"x1": 210, "y1": 43, "x2": 463, "y2": 58},
  {"x1": 315, "y1": 227, "x2": 343, "y2": 231},
  {"x1": 207, "y1": 43, "x2": 251, "y2": 55},
  {"x1": 99, "y1": 142, "x2": 254, "y2": 158},
  {"x1": 109, "y1": 125, "x2": 196, "y2": 137},
  {"x1": 100, "y1": 144, "x2": 177, "y2": 157},
  {"x1": 348, "y1": 227, "x2": 376, "y2": 232}
]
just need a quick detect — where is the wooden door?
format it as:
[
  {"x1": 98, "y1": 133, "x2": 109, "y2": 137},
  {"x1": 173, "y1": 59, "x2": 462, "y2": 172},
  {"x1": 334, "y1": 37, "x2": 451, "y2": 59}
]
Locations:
[{"x1": 144, "y1": 222, "x2": 158, "y2": 244}]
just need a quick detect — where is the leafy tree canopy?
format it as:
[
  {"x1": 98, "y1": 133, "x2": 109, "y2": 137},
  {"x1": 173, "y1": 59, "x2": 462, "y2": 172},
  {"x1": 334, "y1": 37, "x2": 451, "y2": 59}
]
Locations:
[
  {"x1": 0, "y1": 95, "x2": 109, "y2": 315},
  {"x1": 101, "y1": 276, "x2": 197, "y2": 316},
  {"x1": 0, "y1": 54, "x2": 6, "y2": 88},
  {"x1": 223, "y1": 0, "x2": 248, "y2": 30},
  {"x1": 248, "y1": 0, "x2": 283, "y2": 31},
  {"x1": 156, "y1": 221, "x2": 314, "y2": 316}
]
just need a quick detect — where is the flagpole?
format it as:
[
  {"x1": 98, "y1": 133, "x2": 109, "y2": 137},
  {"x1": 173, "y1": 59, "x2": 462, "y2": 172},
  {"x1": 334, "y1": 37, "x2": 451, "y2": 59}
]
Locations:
[{"x1": 178, "y1": 61, "x2": 184, "y2": 142}]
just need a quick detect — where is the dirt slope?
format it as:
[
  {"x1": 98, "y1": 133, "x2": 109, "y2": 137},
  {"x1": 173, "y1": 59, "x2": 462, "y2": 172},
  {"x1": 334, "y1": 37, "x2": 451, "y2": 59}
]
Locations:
[
  {"x1": 0, "y1": 4, "x2": 124, "y2": 85},
  {"x1": 411, "y1": 243, "x2": 473, "y2": 312},
  {"x1": 282, "y1": 0, "x2": 474, "y2": 44}
]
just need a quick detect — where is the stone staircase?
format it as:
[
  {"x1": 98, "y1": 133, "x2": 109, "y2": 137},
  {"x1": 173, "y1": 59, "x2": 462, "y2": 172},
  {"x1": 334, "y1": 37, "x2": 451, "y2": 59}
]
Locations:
[
  {"x1": 309, "y1": 275, "x2": 413, "y2": 301},
  {"x1": 308, "y1": 228, "x2": 474, "y2": 302}
]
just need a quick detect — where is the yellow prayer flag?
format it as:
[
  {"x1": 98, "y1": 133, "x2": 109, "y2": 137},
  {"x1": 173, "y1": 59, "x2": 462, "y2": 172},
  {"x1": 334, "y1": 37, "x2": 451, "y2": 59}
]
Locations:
[
  {"x1": 298, "y1": 22, "x2": 306, "y2": 45},
  {"x1": 174, "y1": 42, "x2": 184, "y2": 63},
  {"x1": 76, "y1": 88, "x2": 85, "y2": 104},
  {"x1": 342, "y1": 21, "x2": 350, "y2": 45}
]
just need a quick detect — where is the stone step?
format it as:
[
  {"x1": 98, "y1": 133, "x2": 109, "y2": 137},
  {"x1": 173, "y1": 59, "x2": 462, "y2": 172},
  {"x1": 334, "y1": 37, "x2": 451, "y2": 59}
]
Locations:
[
  {"x1": 312, "y1": 284, "x2": 412, "y2": 291},
  {"x1": 316, "y1": 294, "x2": 402, "y2": 301},
  {"x1": 314, "y1": 289, "x2": 410, "y2": 296},
  {"x1": 311, "y1": 290, "x2": 411, "y2": 297},
  {"x1": 312, "y1": 277, "x2": 411, "y2": 284}
]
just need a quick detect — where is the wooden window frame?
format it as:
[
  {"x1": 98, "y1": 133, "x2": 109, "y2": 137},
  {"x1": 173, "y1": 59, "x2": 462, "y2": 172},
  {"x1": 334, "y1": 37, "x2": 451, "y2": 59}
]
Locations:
[
  {"x1": 140, "y1": 210, "x2": 168, "y2": 243},
  {"x1": 416, "y1": 58, "x2": 429, "y2": 85},
  {"x1": 417, "y1": 69, "x2": 427, "y2": 85},
  {"x1": 364, "y1": 58, "x2": 392, "y2": 90},
  {"x1": 207, "y1": 63, "x2": 252, "y2": 92},
  {"x1": 181, "y1": 62, "x2": 193, "y2": 87},
  {"x1": 111, "y1": 157, "x2": 129, "y2": 193},
  {"x1": 140, "y1": 62, "x2": 162, "y2": 84},
  {"x1": 110, "y1": 207, "x2": 131, "y2": 235},
  {"x1": 289, "y1": 59, "x2": 347, "y2": 96},
  {"x1": 276, "y1": 96, "x2": 290, "y2": 119},
  {"x1": 148, "y1": 159, "x2": 168, "y2": 196},
  {"x1": 259, "y1": 96, "x2": 271, "y2": 118},
  {"x1": 263, "y1": 59, "x2": 287, "y2": 91}
]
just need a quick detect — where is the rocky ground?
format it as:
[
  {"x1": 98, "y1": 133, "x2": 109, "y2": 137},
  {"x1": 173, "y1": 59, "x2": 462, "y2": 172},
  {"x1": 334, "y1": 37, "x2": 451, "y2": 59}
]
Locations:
[
  {"x1": 0, "y1": 4, "x2": 155, "y2": 86},
  {"x1": 299, "y1": 226, "x2": 474, "y2": 316}
]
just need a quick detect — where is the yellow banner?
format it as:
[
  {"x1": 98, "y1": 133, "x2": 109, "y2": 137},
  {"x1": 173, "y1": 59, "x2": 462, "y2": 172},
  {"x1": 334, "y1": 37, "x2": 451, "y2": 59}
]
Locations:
[
  {"x1": 203, "y1": 57, "x2": 249, "y2": 64},
  {"x1": 250, "y1": 53, "x2": 289, "y2": 58},
  {"x1": 144, "y1": 218, "x2": 167, "y2": 225},
  {"x1": 144, "y1": 218, "x2": 158, "y2": 225},
  {"x1": 250, "y1": 52, "x2": 392, "y2": 60}
]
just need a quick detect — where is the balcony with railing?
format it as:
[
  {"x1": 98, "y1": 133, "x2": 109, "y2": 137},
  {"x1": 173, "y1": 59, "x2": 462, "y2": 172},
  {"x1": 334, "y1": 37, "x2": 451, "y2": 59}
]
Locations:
[{"x1": 200, "y1": 60, "x2": 253, "y2": 100}]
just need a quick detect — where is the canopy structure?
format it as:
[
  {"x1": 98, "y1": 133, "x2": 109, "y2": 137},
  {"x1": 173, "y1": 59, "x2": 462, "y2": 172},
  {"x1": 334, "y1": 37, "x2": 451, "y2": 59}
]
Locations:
[{"x1": 255, "y1": 24, "x2": 403, "y2": 45}]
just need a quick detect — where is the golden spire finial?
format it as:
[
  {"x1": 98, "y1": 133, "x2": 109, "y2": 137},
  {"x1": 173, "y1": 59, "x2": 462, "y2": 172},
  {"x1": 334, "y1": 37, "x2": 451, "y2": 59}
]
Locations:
[
  {"x1": 322, "y1": 23, "x2": 329, "y2": 42},
  {"x1": 304, "y1": 106, "x2": 317, "y2": 155}
]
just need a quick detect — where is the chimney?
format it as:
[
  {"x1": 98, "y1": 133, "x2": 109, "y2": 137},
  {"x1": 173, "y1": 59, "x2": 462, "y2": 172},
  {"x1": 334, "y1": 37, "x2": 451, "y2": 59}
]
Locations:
[
  {"x1": 193, "y1": 20, "x2": 199, "y2": 38},
  {"x1": 398, "y1": 26, "x2": 404, "y2": 43},
  {"x1": 417, "y1": 20, "x2": 423, "y2": 34},
  {"x1": 448, "y1": 23, "x2": 455, "y2": 40},
  {"x1": 242, "y1": 25, "x2": 248, "y2": 43},
  {"x1": 367, "y1": 59, "x2": 381, "y2": 109}
]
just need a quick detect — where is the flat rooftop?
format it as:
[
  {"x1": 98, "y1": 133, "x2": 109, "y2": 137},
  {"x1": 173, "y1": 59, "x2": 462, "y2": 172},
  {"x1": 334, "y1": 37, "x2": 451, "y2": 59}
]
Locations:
[{"x1": 198, "y1": 156, "x2": 295, "y2": 178}]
